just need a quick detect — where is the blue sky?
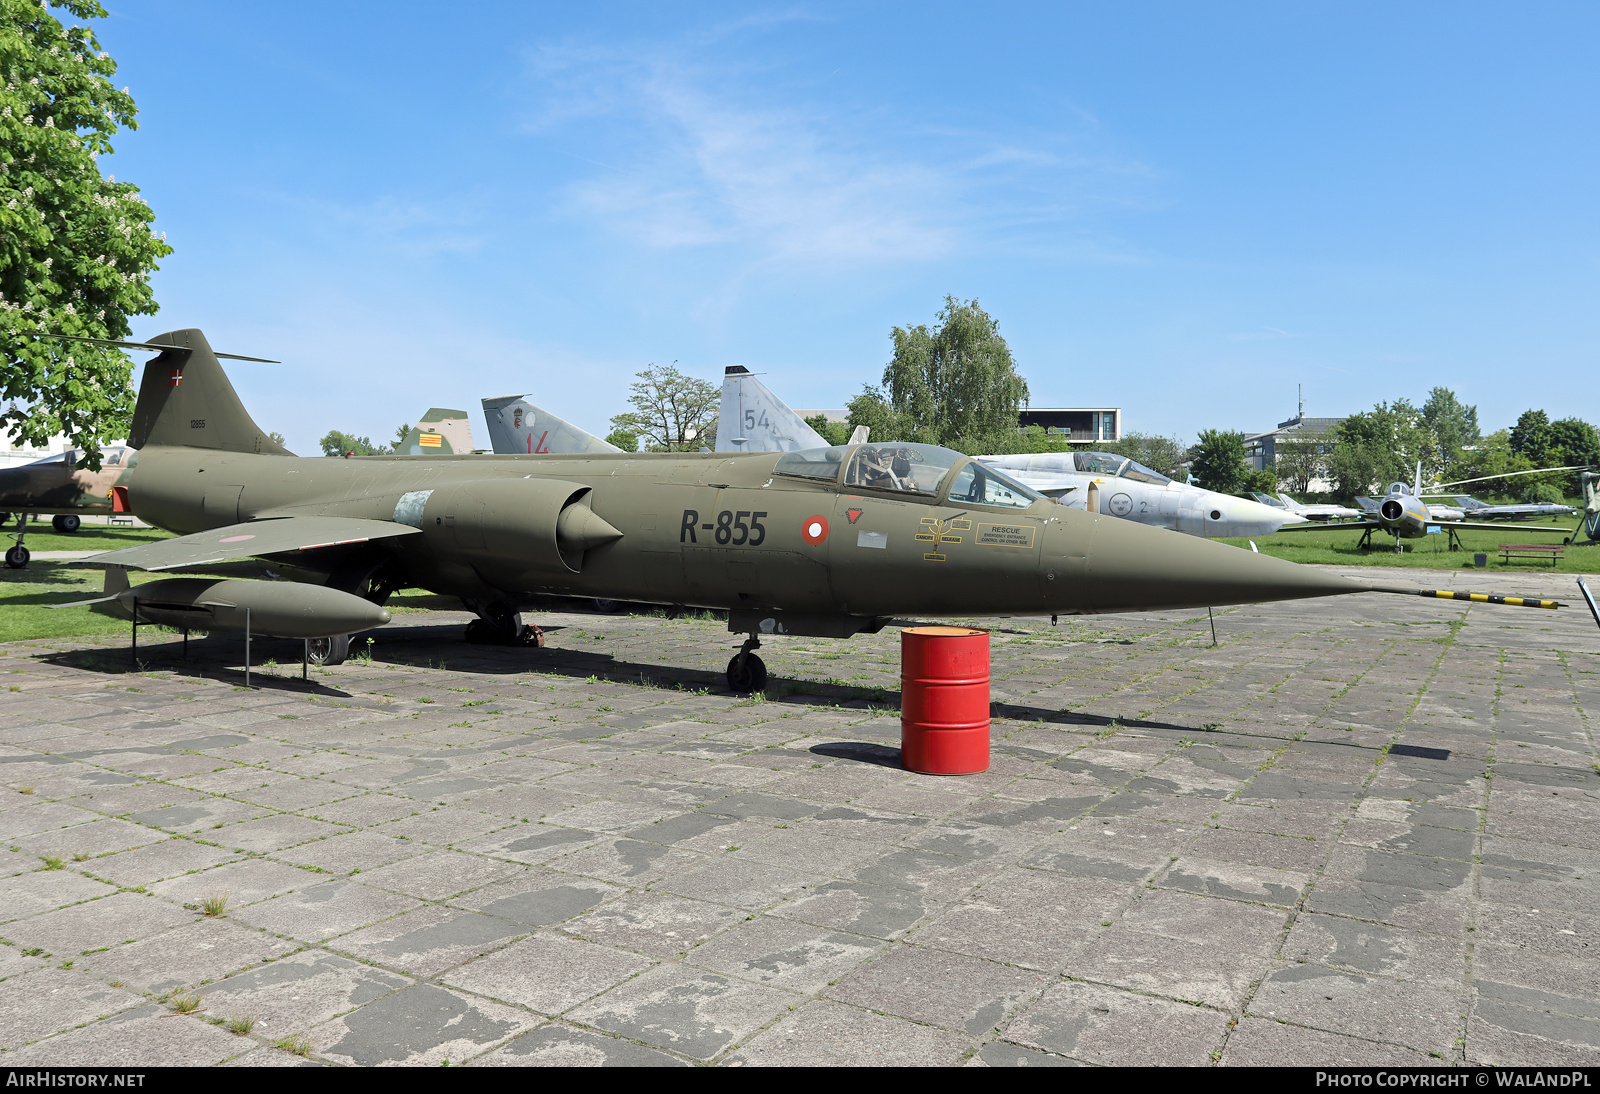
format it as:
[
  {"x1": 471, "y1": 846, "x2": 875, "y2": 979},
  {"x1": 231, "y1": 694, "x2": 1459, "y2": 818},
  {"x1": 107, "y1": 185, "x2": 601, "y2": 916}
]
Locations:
[{"x1": 96, "y1": 1, "x2": 1599, "y2": 454}]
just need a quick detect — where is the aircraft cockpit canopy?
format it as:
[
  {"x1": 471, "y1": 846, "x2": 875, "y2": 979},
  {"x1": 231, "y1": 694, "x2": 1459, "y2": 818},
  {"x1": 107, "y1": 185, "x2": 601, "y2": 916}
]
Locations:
[
  {"x1": 843, "y1": 444, "x2": 964, "y2": 496},
  {"x1": 1073, "y1": 452, "x2": 1172, "y2": 485},
  {"x1": 945, "y1": 461, "x2": 1044, "y2": 508},
  {"x1": 774, "y1": 443, "x2": 1043, "y2": 507}
]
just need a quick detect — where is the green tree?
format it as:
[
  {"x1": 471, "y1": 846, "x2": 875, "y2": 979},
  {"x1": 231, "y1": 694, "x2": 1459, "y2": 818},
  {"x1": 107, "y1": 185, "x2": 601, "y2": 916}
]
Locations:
[
  {"x1": 847, "y1": 296, "x2": 1029, "y2": 453},
  {"x1": 1547, "y1": 417, "x2": 1600, "y2": 494},
  {"x1": 1326, "y1": 400, "x2": 1425, "y2": 496},
  {"x1": 1509, "y1": 409, "x2": 1552, "y2": 463},
  {"x1": 604, "y1": 428, "x2": 638, "y2": 452},
  {"x1": 388, "y1": 423, "x2": 410, "y2": 453},
  {"x1": 1, "y1": 0, "x2": 172, "y2": 465},
  {"x1": 1102, "y1": 432, "x2": 1187, "y2": 480},
  {"x1": 1188, "y1": 429, "x2": 1249, "y2": 494},
  {"x1": 803, "y1": 412, "x2": 852, "y2": 447},
  {"x1": 1272, "y1": 435, "x2": 1326, "y2": 495},
  {"x1": 319, "y1": 430, "x2": 380, "y2": 457},
  {"x1": 608, "y1": 362, "x2": 718, "y2": 452},
  {"x1": 1243, "y1": 468, "x2": 1278, "y2": 496},
  {"x1": 1419, "y1": 387, "x2": 1479, "y2": 481}
]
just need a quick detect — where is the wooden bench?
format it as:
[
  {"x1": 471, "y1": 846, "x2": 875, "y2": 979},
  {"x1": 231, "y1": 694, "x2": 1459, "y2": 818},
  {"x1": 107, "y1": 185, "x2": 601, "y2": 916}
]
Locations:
[{"x1": 1500, "y1": 543, "x2": 1566, "y2": 565}]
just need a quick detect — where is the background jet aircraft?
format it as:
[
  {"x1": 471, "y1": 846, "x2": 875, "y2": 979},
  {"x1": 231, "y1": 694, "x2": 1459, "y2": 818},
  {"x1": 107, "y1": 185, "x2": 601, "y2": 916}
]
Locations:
[
  {"x1": 978, "y1": 452, "x2": 1306, "y2": 539},
  {"x1": 715, "y1": 366, "x2": 830, "y2": 452},
  {"x1": 1438, "y1": 495, "x2": 1579, "y2": 521},
  {"x1": 66, "y1": 327, "x2": 1556, "y2": 691},
  {"x1": 0, "y1": 446, "x2": 139, "y2": 567},
  {"x1": 708, "y1": 369, "x2": 1299, "y2": 539},
  {"x1": 483, "y1": 395, "x2": 621, "y2": 455},
  {"x1": 1282, "y1": 468, "x2": 1574, "y2": 551},
  {"x1": 1354, "y1": 491, "x2": 1464, "y2": 522},
  {"x1": 1253, "y1": 493, "x2": 1361, "y2": 522}
]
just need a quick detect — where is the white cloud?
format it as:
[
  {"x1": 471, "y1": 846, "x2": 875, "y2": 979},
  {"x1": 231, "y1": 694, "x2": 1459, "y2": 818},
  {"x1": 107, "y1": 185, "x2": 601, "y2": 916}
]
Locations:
[{"x1": 520, "y1": 28, "x2": 1158, "y2": 272}]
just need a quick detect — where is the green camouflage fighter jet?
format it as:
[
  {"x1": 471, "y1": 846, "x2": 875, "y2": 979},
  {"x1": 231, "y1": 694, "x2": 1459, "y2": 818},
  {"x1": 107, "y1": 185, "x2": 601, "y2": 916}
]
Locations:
[
  {"x1": 72, "y1": 329, "x2": 1563, "y2": 686},
  {"x1": 0, "y1": 445, "x2": 139, "y2": 567}
]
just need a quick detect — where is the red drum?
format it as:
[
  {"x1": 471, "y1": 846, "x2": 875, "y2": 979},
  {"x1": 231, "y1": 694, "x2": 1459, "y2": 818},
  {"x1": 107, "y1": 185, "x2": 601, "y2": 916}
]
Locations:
[{"x1": 900, "y1": 626, "x2": 991, "y2": 775}]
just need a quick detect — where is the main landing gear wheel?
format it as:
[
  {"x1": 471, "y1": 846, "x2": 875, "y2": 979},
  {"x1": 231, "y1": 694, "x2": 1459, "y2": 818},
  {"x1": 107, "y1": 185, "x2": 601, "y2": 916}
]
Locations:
[
  {"x1": 592, "y1": 598, "x2": 622, "y2": 614},
  {"x1": 726, "y1": 636, "x2": 767, "y2": 693},
  {"x1": 52, "y1": 514, "x2": 80, "y2": 533},
  {"x1": 307, "y1": 634, "x2": 351, "y2": 666},
  {"x1": 4, "y1": 545, "x2": 28, "y2": 569}
]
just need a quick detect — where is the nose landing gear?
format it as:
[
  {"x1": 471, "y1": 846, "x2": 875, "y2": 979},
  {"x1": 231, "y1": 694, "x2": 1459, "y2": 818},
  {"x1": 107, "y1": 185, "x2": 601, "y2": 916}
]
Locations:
[
  {"x1": 5, "y1": 514, "x2": 30, "y2": 568},
  {"x1": 726, "y1": 635, "x2": 767, "y2": 693}
]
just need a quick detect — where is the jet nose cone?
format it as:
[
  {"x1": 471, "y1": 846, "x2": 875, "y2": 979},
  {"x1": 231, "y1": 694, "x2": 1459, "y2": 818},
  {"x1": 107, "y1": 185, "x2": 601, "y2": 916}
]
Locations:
[
  {"x1": 1046, "y1": 511, "x2": 1366, "y2": 613},
  {"x1": 1214, "y1": 496, "x2": 1307, "y2": 537}
]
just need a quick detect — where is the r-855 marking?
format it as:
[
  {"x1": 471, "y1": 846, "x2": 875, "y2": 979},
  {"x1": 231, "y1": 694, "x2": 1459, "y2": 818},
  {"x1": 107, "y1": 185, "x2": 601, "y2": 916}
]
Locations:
[{"x1": 680, "y1": 510, "x2": 767, "y2": 546}]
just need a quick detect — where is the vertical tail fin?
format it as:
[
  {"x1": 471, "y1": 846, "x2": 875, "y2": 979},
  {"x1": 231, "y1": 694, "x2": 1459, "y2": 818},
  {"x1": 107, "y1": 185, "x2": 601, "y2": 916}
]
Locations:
[
  {"x1": 398, "y1": 408, "x2": 475, "y2": 455},
  {"x1": 128, "y1": 329, "x2": 290, "y2": 455},
  {"x1": 480, "y1": 396, "x2": 620, "y2": 455},
  {"x1": 715, "y1": 366, "x2": 830, "y2": 452}
]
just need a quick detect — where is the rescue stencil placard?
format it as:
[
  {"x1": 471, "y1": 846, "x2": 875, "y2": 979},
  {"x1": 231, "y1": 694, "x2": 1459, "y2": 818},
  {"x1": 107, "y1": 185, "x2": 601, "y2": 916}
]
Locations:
[{"x1": 976, "y1": 524, "x2": 1035, "y2": 548}]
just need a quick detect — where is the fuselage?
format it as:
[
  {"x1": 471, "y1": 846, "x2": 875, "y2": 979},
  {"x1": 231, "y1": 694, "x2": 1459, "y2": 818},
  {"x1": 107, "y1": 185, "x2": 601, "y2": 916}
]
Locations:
[{"x1": 126, "y1": 441, "x2": 1360, "y2": 619}]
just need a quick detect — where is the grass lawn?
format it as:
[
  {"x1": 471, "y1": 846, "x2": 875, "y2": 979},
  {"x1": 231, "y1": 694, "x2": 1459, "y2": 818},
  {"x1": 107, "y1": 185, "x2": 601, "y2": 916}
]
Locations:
[
  {"x1": 1220, "y1": 516, "x2": 1599, "y2": 573},
  {"x1": 0, "y1": 563, "x2": 189, "y2": 642},
  {"x1": 9, "y1": 524, "x2": 172, "y2": 554},
  {"x1": 0, "y1": 559, "x2": 469, "y2": 644}
]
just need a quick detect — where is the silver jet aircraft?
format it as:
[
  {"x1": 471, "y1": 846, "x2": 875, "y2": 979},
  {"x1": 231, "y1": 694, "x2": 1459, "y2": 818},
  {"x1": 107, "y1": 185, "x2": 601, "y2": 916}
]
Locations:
[
  {"x1": 1252, "y1": 493, "x2": 1361, "y2": 522},
  {"x1": 973, "y1": 452, "x2": 1307, "y2": 538},
  {"x1": 706, "y1": 368, "x2": 1302, "y2": 540},
  {"x1": 1441, "y1": 495, "x2": 1578, "y2": 522}
]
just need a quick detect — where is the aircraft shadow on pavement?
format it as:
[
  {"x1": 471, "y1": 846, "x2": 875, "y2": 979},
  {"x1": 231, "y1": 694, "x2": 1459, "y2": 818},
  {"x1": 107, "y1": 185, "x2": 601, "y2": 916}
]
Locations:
[{"x1": 41, "y1": 634, "x2": 362, "y2": 699}]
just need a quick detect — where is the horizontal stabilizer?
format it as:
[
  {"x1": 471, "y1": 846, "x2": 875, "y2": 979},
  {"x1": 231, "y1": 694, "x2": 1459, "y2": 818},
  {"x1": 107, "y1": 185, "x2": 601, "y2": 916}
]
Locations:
[
  {"x1": 43, "y1": 333, "x2": 279, "y2": 363},
  {"x1": 83, "y1": 516, "x2": 421, "y2": 572}
]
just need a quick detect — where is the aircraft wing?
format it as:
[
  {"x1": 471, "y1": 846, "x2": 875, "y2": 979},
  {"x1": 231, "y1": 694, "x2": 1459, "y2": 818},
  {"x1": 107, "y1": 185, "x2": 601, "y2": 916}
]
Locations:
[
  {"x1": 83, "y1": 517, "x2": 421, "y2": 572},
  {"x1": 1439, "y1": 521, "x2": 1575, "y2": 535},
  {"x1": 1273, "y1": 520, "x2": 1385, "y2": 532}
]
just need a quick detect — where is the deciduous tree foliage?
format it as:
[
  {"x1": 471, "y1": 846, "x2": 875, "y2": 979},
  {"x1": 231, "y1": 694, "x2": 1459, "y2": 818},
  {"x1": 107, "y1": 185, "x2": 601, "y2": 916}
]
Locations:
[
  {"x1": 1188, "y1": 429, "x2": 1249, "y2": 494},
  {"x1": 319, "y1": 430, "x2": 380, "y2": 457},
  {"x1": 608, "y1": 363, "x2": 718, "y2": 452},
  {"x1": 847, "y1": 296, "x2": 1029, "y2": 454},
  {"x1": 0, "y1": 0, "x2": 171, "y2": 462}
]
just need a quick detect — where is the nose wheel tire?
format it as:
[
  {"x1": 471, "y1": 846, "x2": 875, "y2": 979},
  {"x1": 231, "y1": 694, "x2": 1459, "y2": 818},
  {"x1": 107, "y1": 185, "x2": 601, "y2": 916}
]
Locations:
[
  {"x1": 51, "y1": 515, "x2": 80, "y2": 533},
  {"x1": 307, "y1": 634, "x2": 351, "y2": 666},
  {"x1": 4, "y1": 545, "x2": 28, "y2": 569},
  {"x1": 726, "y1": 652, "x2": 768, "y2": 693}
]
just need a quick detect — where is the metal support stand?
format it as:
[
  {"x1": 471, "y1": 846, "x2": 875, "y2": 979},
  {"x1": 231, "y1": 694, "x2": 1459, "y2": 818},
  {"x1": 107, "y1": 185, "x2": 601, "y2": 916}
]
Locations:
[
  {"x1": 1207, "y1": 607, "x2": 1218, "y2": 647},
  {"x1": 1050, "y1": 614, "x2": 1058, "y2": 627},
  {"x1": 130, "y1": 596, "x2": 138, "y2": 667},
  {"x1": 302, "y1": 639, "x2": 309, "y2": 681},
  {"x1": 182, "y1": 627, "x2": 188, "y2": 660},
  {"x1": 244, "y1": 608, "x2": 251, "y2": 688}
]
